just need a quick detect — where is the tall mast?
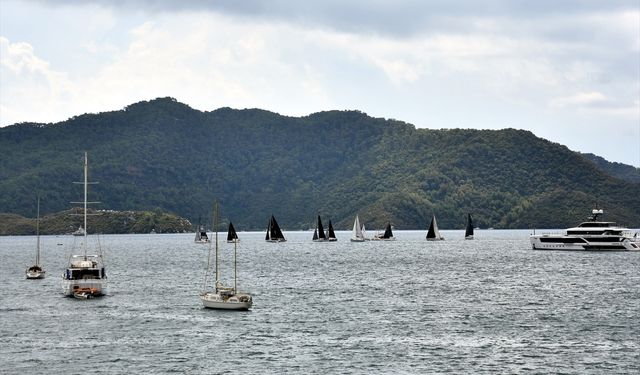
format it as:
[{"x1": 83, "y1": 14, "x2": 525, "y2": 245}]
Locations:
[
  {"x1": 83, "y1": 152, "x2": 88, "y2": 258},
  {"x1": 214, "y1": 201, "x2": 219, "y2": 292},
  {"x1": 36, "y1": 195, "x2": 40, "y2": 266},
  {"x1": 234, "y1": 240, "x2": 237, "y2": 293}
]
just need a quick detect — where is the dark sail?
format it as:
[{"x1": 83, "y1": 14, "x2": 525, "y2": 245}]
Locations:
[
  {"x1": 465, "y1": 214, "x2": 474, "y2": 239},
  {"x1": 327, "y1": 220, "x2": 337, "y2": 241},
  {"x1": 312, "y1": 228, "x2": 319, "y2": 240},
  {"x1": 265, "y1": 216, "x2": 272, "y2": 240},
  {"x1": 383, "y1": 223, "x2": 393, "y2": 239},
  {"x1": 266, "y1": 215, "x2": 286, "y2": 242},
  {"x1": 317, "y1": 215, "x2": 326, "y2": 239},
  {"x1": 227, "y1": 222, "x2": 238, "y2": 242},
  {"x1": 427, "y1": 216, "x2": 436, "y2": 239}
]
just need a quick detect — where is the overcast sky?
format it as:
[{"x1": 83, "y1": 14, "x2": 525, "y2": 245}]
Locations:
[{"x1": 1, "y1": 0, "x2": 639, "y2": 166}]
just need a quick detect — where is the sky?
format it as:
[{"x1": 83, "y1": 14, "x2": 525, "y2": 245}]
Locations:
[{"x1": 1, "y1": 0, "x2": 639, "y2": 166}]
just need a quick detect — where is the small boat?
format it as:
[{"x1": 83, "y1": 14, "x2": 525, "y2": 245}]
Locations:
[
  {"x1": 530, "y1": 208, "x2": 640, "y2": 251},
  {"x1": 426, "y1": 214, "x2": 445, "y2": 241},
  {"x1": 373, "y1": 222, "x2": 395, "y2": 241},
  {"x1": 194, "y1": 219, "x2": 210, "y2": 243},
  {"x1": 72, "y1": 226, "x2": 85, "y2": 236},
  {"x1": 312, "y1": 215, "x2": 327, "y2": 242},
  {"x1": 465, "y1": 213, "x2": 474, "y2": 240},
  {"x1": 26, "y1": 196, "x2": 46, "y2": 279},
  {"x1": 200, "y1": 202, "x2": 252, "y2": 310},
  {"x1": 350, "y1": 215, "x2": 369, "y2": 242},
  {"x1": 62, "y1": 152, "x2": 108, "y2": 298},
  {"x1": 265, "y1": 214, "x2": 286, "y2": 242},
  {"x1": 326, "y1": 220, "x2": 338, "y2": 241},
  {"x1": 226, "y1": 222, "x2": 239, "y2": 243},
  {"x1": 73, "y1": 287, "x2": 99, "y2": 299}
]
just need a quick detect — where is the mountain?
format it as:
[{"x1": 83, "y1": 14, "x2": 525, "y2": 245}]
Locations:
[
  {"x1": 1, "y1": 97, "x2": 639, "y2": 230},
  {"x1": 581, "y1": 153, "x2": 640, "y2": 183}
]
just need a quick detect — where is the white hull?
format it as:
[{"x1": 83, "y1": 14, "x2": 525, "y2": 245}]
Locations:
[
  {"x1": 530, "y1": 235, "x2": 640, "y2": 251},
  {"x1": 62, "y1": 278, "x2": 108, "y2": 296},
  {"x1": 200, "y1": 292, "x2": 252, "y2": 310},
  {"x1": 26, "y1": 270, "x2": 46, "y2": 279},
  {"x1": 372, "y1": 237, "x2": 396, "y2": 241}
]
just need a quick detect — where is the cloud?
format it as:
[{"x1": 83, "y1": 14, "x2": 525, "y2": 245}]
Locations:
[{"x1": 0, "y1": 37, "x2": 75, "y2": 125}]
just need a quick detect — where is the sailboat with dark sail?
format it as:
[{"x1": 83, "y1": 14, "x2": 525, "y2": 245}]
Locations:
[
  {"x1": 200, "y1": 202, "x2": 252, "y2": 310},
  {"x1": 227, "y1": 222, "x2": 239, "y2": 243},
  {"x1": 426, "y1": 214, "x2": 445, "y2": 241},
  {"x1": 265, "y1": 214, "x2": 286, "y2": 242},
  {"x1": 312, "y1": 215, "x2": 327, "y2": 242},
  {"x1": 373, "y1": 222, "x2": 395, "y2": 241},
  {"x1": 326, "y1": 220, "x2": 338, "y2": 241},
  {"x1": 62, "y1": 152, "x2": 108, "y2": 299},
  {"x1": 465, "y1": 214, "x2": 474, "y2": 240},
  {"x1": 26, "y1": 196, "x2": 45, "y2": 279}
]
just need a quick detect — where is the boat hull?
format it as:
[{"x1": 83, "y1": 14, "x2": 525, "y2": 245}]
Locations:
[
  {"x1": 26, "y1": 270, "x2": 46, "y2": 279},
  {"x1": 350, "y1": 238, "x2": 366, "y2": 242},
  {"x1": 200, "y1": 292, "x2": 252, "y2": 310},
  {"x1": 530, "y1": 235, "x2": 640, "y2": 251},
  {"x1": 62, "y1": 278, "x2": 108, "y2": 297}
]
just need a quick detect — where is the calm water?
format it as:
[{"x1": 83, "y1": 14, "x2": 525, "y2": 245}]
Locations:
[{"x1": 1, "y1": 230, "x2": 639, "y2": 374}]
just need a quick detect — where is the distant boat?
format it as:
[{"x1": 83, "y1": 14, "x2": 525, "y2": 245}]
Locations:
[
  {"x1": 312, "y1": 215, "x2": 327, "y2": 242},
  {"x1": 200, "y1": 201, "x2": 252, "y2": 310},
  {"x1": 194, "y1": 218, "x2": 210, "y2": 243},
  {"x1": 72, "y1": 226, "x2": 85, "y2": 236},
  {"x1": 226, "y1": 222, "x2": 239, "y2": 243},
  {"x1": 465, "y1": 214, "x2": 474, "y2": 240},
  {"x1": 426, "y1": 214, "x2": 445, "y2": 241},
  {"x1": 373, "y1": 222, "x2": 395, "y2": 241},
  {"x1": 350, "y1": 215, "x2": 368, "y2": 242},
  {"x1": 326, "y1": 220, "x2": 337, "y2": 241},
  {"x1": 265, "y1": 214, "x2": 286, "y2": 242},
  {"x1": 62, "y1": 152, "x2": 108, "y2": 299},
  {"x1": 26, "y1": 196, "x2": 46, "y2": 279}
]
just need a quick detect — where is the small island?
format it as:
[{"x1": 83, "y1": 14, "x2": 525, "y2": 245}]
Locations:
[{"x1": 0, "y1": 208, "x2": 192, "y2": 235}]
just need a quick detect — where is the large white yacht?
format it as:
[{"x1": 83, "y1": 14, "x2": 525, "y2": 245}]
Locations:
[
  {"x1": 530, "y1": 209, "x2": 640, "y2": 251},
  {"x1": 62, "y1": 152, "x2": 108, "y2": 298}
]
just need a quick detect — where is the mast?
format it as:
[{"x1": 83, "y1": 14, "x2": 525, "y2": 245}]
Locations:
[
  {"x1": 214, "y1": 201, "x2": 219, "y2": 292},
  {"x1": 234, "y1": 239, "x2": 237, "y2": 293},
  {"x1": 36, "y1": 195, "x2": 41, "y2": 266},
  {"x1": 83, "y1": 152, "x2": 88, "y2": 258}
]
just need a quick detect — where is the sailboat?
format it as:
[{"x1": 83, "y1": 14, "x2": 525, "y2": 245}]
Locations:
[
  {"x1": 373, "y1": 222, "x2": 395, "y2": 241},
  {"x1": 227, "y1": 222, "x2": 239, "y2": 243},
  {"x1": 62, "y1": 152, "x2": 108, "y2": 299},
  {"x1": 465, "y1": 213, "x2": 474, "y2": 240},
  {"x1": 350, "y1": 215, "x2": 368, "y2": 242},
  {"x1": 200, "y1": 202, "x2": 252, "y2": 310},
  {"x1": 326, "y1": 220, "x2": 338, "y2": 241},
  {"x1": 26, "y1": 196, "x2": 46, "y2": 279},
  {"x1": 426, "y1": 214, "x2": 445, "y2": 241},
  {"x1": 312, "y1": 215, "x2": 327, "y2": 242},
  {"x1": 265, "y1": 214, "x2": 286, "y2": 242},
  {"x1": 194, "y1": 218, "x2": 210, "y2": 243}
]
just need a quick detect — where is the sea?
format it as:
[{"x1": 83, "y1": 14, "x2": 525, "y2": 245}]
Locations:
[{"x1": 1, "y1": 229, "x2": 639, "y2": 374}]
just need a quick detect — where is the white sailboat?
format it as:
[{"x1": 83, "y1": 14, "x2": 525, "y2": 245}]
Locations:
[
  {"x1": 26, "y1": 196, "x2": 46, "y2": 279},
  {"x1": 61, "y1": 152, "x2": 108, "y2": 299},
  {"x1": 350, "y1": 214, "x2": 369, "y2": 242},
  {"x1": 426, "y1": 214, "x2": 445, "y2": 241},
  {"x1": 200, "y1": 202, "x2": 252, "y2": 310}
]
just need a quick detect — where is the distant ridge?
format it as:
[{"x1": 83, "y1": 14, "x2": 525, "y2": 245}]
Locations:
[
  {"x1": 581, "y1": 153, "x2": 640, "y2": 183},
  {"x1": 1, "y1": 97, "x2": 638, "y2": 230}
]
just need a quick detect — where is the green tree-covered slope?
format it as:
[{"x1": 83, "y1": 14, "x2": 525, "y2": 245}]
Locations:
[{"x1": 1, "y1": 97, "x2": 638, "y2": 230}]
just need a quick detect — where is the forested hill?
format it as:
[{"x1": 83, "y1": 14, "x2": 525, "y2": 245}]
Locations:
[{"x1": 1, "y1": 97, "x2": 639, "y2": 230}]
